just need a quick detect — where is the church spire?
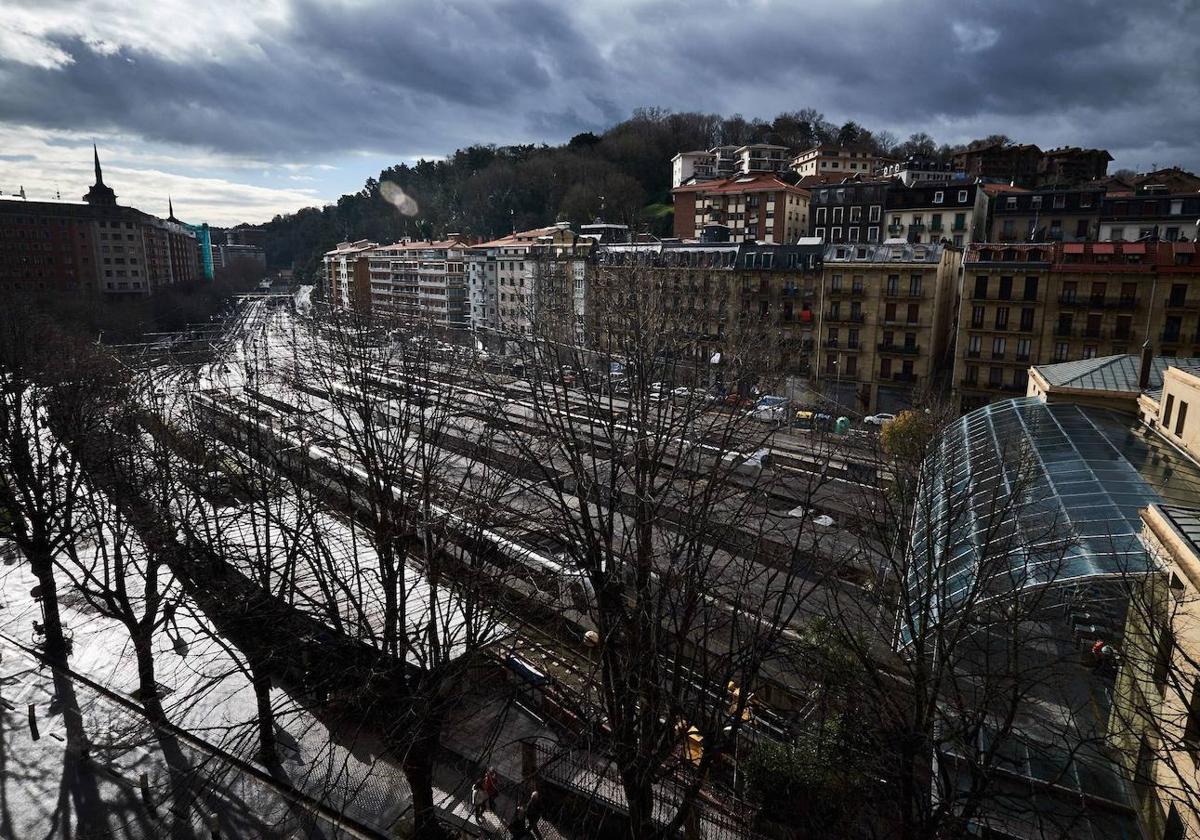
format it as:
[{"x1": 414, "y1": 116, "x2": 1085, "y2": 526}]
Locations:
[
  {"x1": 168, "y1": 195, "x2": 176, "y2": 221},
  {"x1": 83, "y1": 144, "x2": 117, "y2": 206}
]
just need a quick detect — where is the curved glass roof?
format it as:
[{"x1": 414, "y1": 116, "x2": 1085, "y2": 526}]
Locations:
[{"x1": 903, "y1": 398, "x2": 1200, "y2": 643}]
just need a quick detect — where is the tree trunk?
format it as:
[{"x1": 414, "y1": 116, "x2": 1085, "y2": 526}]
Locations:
[
  {"x1": 132, "y1": 634, "x2": 199, "y2": 840},
  {"x1": 401, "y1": 723, "x2": 446, "y2": 840},
  {"x1": 29, "y1": 551, "x2": 106, "y2": 835},
  {"x1": 252, "y1": 667, "x2": 279, "y2": 764}
]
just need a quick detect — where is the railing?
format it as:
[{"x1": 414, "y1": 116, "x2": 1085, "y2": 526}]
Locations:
[
  {"x1": 892, "y1": 372, "x2": 917, "y2": 383},
  {"x1": 1054, "y1": 325, "x2": 1075, "y2": 337},
  {"x1": 1162, "y1": 331, "x2": 1183, "y2": 343},
  {"x1": 1165, "y1": 297, "x2": 1195, "y2": 310},
  {"x1": 879, "y1": 343, "x2": 920, "y2": 354},
  {"x1": 991, "y1": 352, "x2": 1006, "y2": 360},
  {"x1": 967, "y1": 350, "x2": 981, "y2": 359},
  {"x1": 824, "y1": 312, "x2": 866, "y2": 323}
]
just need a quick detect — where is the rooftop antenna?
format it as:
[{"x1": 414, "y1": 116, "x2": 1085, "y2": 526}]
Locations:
[{"x1": 19, "y1": 186, "x2": 25, "y2": 200}]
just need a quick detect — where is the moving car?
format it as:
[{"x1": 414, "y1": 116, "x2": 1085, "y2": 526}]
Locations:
[{"x1": 864, "y1": 412, "x2": 897, "y2": 426}]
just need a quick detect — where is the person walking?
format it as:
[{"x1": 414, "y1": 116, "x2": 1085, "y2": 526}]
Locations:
[
  {"x1": 483, "y1": 767, "x2": 500, "y2": 812},
  {"x1": 507, "y1": 805, "x2": 532, "y2": 840},
  {"x1": 471, "y1": 780, "x2": 488, "y2": 822},
  {"x1": 523, "y1": 789, "x2": 544, "y2": 840}
]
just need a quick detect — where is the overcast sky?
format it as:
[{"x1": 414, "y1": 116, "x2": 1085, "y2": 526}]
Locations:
[{"x1": 1, "y1": 0, "x2": 1196, "y2": 226}]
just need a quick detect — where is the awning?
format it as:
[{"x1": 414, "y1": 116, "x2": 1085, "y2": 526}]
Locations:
[
  {"x1": 1092, "y1": 244, "x2": 1115, "y2": 254},
  {"x1": 1063, "y1": 243, "x2": 1085, "y2": 254},
  {"x1": 1122, "y1": 243, "x2": 1147, "y2": 254},
  {"x1": 1174, "y1": 242, "x2": 1197, "y2": 254}
]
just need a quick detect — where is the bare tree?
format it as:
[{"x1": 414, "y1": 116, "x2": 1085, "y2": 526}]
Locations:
[
  {"x1": 0, "y1": 304, "x2": 121, "y2": 834},
  {"x1": 822, "y1": 402, "x2": 1116, "y2": 839},
  {"x1": 480, "y1": 259, "x2": 848, "y2": 838}
]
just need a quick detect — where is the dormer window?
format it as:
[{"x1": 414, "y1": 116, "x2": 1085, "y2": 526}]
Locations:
[{"x1": 933, "y1": 191, "x2": 944, "y2": 204}]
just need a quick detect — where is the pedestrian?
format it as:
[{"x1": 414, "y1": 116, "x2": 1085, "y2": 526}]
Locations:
[
  {"x1": 483, "y1": 766, "x2": 500, "y2": 812},
  {"x1": 471, "y1": 781, "x2": 488, "y2": 822},
  {"x1": 524, "y1": 789, "x2": 544, "y2": 840},
  {"x1": 507, "y1": 805, "x2": 531, "y2": 840}
]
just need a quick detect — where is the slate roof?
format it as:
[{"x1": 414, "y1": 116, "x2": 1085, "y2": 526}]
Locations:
[
  {"x1": 1035, "y1": 354, "x2": 1200, "y2": 393},
  {"x1": 1158, "y1": 505, "x2": 1200, "y2": 557}
]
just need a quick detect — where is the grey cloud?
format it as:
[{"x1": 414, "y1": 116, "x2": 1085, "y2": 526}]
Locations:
[{"x1": 0, "y1": 0, "x2": 1196, "y2": 173}]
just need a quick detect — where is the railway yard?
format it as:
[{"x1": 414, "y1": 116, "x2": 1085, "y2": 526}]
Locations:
[{"x1": 76, "y1": 293, "x2": 907, "y2": 837}]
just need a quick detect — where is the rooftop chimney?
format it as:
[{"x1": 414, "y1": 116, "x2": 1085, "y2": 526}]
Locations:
[{"x1": 1139, "y1": 340, "x2": 1154, "y2": 390}]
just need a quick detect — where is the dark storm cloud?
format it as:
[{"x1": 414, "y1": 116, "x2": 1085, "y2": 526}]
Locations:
[{"x1": 0, "y1": 0, "x2": 1196, "y2": 170}]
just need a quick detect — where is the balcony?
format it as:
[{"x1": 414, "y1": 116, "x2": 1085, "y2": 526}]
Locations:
[
  {"x1": 970, "y1": 291, "x2": 988, "y2": 301},
  {"x1": 1117, "y1": 297, "x2": 1138, "y2": 309},
  {"x1": 991, "y1": 352, "x2": 1006, "y2": 360},
  {"x1": 928, "y1": 222, "x2": 944, "y2": 233},
  {"x1": 1165, "y1": 297, "x2": 1196, "y2": 311},
  {"x1": 1081, "y1": 327, "x2": 1104, "y2": 339},
  {"x1": 909, "y1": 222, "x2": 926, "y2": 233},
  {"x1": 822, "y1": 339, "x2": 840, "y2": 348},
  {"x1": 1162, "y1": 331, "x2": 1183, "y2": 344},
  {"x1": 1054, "y1": 325, "x2": 1075, "y2": 337},
  {"x1": 952, "y1": 221, "x2": 967, "y2": 232},
  {"x1": 879, "y1": 342, "x2": 920, "y2": 355},
  {"x1": 887, "y1": 224, "x2": 904, "y2": 235},
  {"x1": 827, "y1": 286, "x2": 864, "y2": 297},
  {"x1": 966, "y1": 350, "x2": 981, "y2": 359},
  {"x1": 825, "y1": 311, "x2": 866, "y2": 323},
  {"x1": 960, "y1": 378, "x2": 981, "y2": 388},
  {"x1": 891, "y1": 372, "x2": 918, "y2": 383},
  {"x1": 1114, "y1": 329, "x2": 1135, "y2": 342},
  {"x1": 1015, "y1": 354, "x2": 1031, "y2": 362}
]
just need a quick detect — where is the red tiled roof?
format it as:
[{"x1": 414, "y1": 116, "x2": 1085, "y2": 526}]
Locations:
[
  {"x1": 672, "y1": 173, "x2": 807, "y2": 196},
  {"x1": 473, "y1": 226, "x2": 560, "y2": 249},
  {"x1": 980, "y1": 183, "x2": 1030, "y2": 196}
]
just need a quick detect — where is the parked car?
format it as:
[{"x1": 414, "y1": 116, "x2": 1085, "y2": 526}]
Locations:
[
  {"x1": 864, "y1": 412, "x2": 897, "y2": 426},
  {"x1": 747, "y1": 395, "x2": 790, "y2": 423},
  {"x1": 672, "y1": 386, "x2": 711, "y2": 403},
  {"x1": 723, "y1": 393, "x2": 755, "y2": 409}
]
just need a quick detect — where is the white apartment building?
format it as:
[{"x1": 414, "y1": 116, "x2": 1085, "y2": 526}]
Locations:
[
  {"x1": 733, "y1": 144, "x2": 791, "y2": 176},
  {"x1": 467, "y1": 225, "x2": 560, "y2": 348}
]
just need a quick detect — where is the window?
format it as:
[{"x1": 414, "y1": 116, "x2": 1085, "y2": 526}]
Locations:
[
  {"x1": 967, "y1": 335, "x2": 981, "y2": 357},
  {"x1": 995, "y1": 307, "x2": 1009, "y2": 330},
  {"x1": 848, "y1": 227, "x2": 860, "y2": 242},
  {"x1": 886, "y1": 274, "x2": 899, "y2": 295},
  {"x1": 989, "y1": 367, "x2": 1002, "y2": 386},
  {"x1": 1054, "y1": 342, "x2": 1068, "y2": 362},
  {"x1": 973, "y1": 276, "x2": 988, "y2": 299},
  {"x1": 1020, "y1": 307, "x2": 1035, "y2": 331},
  {"x1": 909, "y1": 274, "x2": 922, "y2": 296},
  {"x1": 831, "y1": 274, "x2": 842, "y2": 291},
  {"x1": 1005, "y1": 196, "x2": 1017, "y2": 209},
  {"x1": 832, "y1": 207, "x2": 844, "y2": 223},
  {"x1": 933, "y1": 191, "x2": 944, "y2": 204},
  {"x1": 867, "y1": 226, "x2": 879, "y2": 242},
  {"x1": 1016, "y1": 338, "x2": 1030, "y2": 360},
  {"x1": 1164, "y1": 393, "x2": 1176, "y2": 427},
  {"x1": 1001, "y1": 220, "x2": 1016, "y2": 238},
  {"x1": 831, "y1": 227, "x2": 842, "y2": 241},
  {"x1": 971, "y1": 305, "x2": 984, "y2": 327},
  {"x1": 1023, "y1": 276, "x2": 1039, "y2": 301},
  {"x1": 998, "y1": 276, "x2": 1013, "y2": 300},
  {"x1": 849, "y1": 206, "x2": 861, "y2": 222},
  {"x1": 869, "y1": 205, "x2": 881, "y2": 222},
  {"x1": 958, "y1": 190, "x2": 968, "y2": 203},
  {"x1": 815, "y1": 227, "x2": 825, "y2": 240},
  {"x1": 965, "y1": 364, "x2": 978, "y2": 384},
  {"x1": 1031, "y1": 195, "x2": 1043, "y2": 209},
  {"x1": 1075, "y1": 218, "x2": 1090, "y2": 238},
  {"x1": 1083, "y1": 345, "x2": 1097, "y2": 359},
  {"x1": 992, "y1": 337, "x2": 1006, "y2": 358},
  {"x1": 1111, "y1": 226, "x2": 1125, "y2": 241},
  {"x1": 1176, "y1": 400, "x2": 1189, "y2": 436},
  {"x1": 816, "y1": 207, "x2": 827, "y2": 224},
  {"x1": 906, "y1": 303, "x2": 919, "y2": 324}
]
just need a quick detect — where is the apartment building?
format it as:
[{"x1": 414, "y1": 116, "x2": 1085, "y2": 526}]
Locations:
[
  {"x1": 591, "y1": 241, "x2": 824, "y2": 382},
  {"x1": 322, "y1": 239, "x2": 376, "y2": 313},
  {"x1": 953, "y1": 241, "x2": 1200, "y2": 412},
  {"x1": 790, "y1": 145, "x2": 882, "y2": 178},
  {"x1": 0, "y1": 148, "x2": 202, "y2": 296},
  {"x1": 883, "y1": 181, "x2": 987, "y2": 247},
  {"x1": 670, "y1": 145, "x2": 744, "y2": 187},
  {"x1": 671, "y1": 174, "x2": 809, "y2": 243},
  {"x1": 1100, "y1": 192, "x2": 1200, "y2": 243},
  {"x1": 733, "y1": 144, "x2": 790, "y2": 176},
  {"x1": 467, "y1": 225, "x2": 562, "y2": 345},
  {"x1": 808, "y1": 179, "x2": 891, "y2": 244},
  {"x1": 211, "y1": 242, "x2": 266, "y2": 272},
  {"x1": 1109, "y1": 500, "x2": 1200, "y2": 840},
  {"x1": 986, "y1": 187, "x2": 1105, "y2": 243},
  {"x1": 878, "y1": 155, "x2": 958, "y2": 185},
  {"x1": 365, "y1": 237, "x2": 470, "y2": 326},
  {"x1": 814, "y1": 241, "x2": 961, "y2": 412},
  {"x1": 1037, "y1": 146, "x2": 1113, "y2": 187},
  {"x1": 952, "y1": 142, "x2": 1044, "y2": 186}
]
